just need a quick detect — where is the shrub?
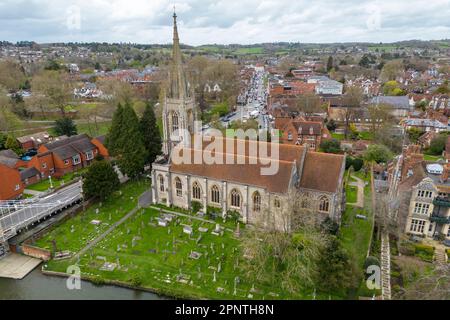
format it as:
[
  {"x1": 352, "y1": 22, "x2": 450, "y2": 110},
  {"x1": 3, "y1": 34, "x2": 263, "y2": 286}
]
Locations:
[
  {"x1": 414, "y1": 244, "x2": 434, "y2": 262},
  {"x1": 364, "y1": 256, "x2": 380, "y2": 271},
  {"x1": 399, "y1": 242, "x2": 415, "y2": 256},
  {"x1": 191, "y1": 201, "x2": 202, "y2": 214}
]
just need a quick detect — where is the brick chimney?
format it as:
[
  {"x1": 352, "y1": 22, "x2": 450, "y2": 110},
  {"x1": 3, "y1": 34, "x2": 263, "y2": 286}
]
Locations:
[{"x1": 441, "y1": 164, "x2": 449, "y2": 183}]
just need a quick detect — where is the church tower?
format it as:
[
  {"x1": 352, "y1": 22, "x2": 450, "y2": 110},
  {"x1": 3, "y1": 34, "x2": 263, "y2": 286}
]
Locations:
[{"x1": 162, "y1": 11, "x2": 196, "y2": 156}]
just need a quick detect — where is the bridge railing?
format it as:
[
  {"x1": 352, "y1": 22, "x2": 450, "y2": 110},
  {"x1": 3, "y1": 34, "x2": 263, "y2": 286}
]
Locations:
[{"x1": 0, "y1": 194, "x2": 82, "y2": 242}]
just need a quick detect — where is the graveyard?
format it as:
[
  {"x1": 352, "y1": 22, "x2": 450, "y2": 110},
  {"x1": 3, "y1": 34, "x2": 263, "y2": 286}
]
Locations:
[{"x1": 39, "y1": 205, "x2": 313, "y2": 299}]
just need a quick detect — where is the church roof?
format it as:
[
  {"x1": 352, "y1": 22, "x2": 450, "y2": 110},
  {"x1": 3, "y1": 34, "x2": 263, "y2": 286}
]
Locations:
[{"x1": 169, "y1": 137, "x2": 345, "y2": 194}]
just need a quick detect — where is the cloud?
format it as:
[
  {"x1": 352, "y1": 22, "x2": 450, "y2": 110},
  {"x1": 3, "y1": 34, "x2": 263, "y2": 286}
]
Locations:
[{"x1": 0, "y1": 0, "x2": 449, "y2": 44}]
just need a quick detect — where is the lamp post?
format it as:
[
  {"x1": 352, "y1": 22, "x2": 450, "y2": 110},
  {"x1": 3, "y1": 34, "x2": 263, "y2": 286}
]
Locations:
[{"x1": 48, "y1": 176, "x2": 54, "y2": 189}]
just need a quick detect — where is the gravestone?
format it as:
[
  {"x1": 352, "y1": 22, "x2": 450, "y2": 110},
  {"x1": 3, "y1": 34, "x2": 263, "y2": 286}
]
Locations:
[{"x1": 183, "y1": 226, "x2": 193, "y2": 236}]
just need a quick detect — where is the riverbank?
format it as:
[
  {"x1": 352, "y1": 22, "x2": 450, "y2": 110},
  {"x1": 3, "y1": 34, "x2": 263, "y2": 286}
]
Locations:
[{"x1": 0, "y1": 267, "x2": 164, "y2": 300}]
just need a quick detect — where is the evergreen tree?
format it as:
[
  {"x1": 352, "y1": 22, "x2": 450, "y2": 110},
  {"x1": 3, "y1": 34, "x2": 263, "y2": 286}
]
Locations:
[
  {"x1": 316, "y1": 236, "x2": 358, "y2": 295},
  {"x1": 327, "y1": 56, "x2": 334, "y2": 72},
  {"x1": 140, "y1": 103, "x2": 162, "y2": 166},
  {"x1": 105, "y1": 103, "x2": 125, "y2": 155},
  {"x1": 83, "y1": 160, "x2": 120, "y2": 200},
  {"x1": 54, "y1": 117, "x2": 77, "y2": 137},
  {"x1": 5, "y1": 135, "x2": 23, "y2": 155},
  {"x1": 117, "y1": 103, "x2": 147, "y2": 178}
]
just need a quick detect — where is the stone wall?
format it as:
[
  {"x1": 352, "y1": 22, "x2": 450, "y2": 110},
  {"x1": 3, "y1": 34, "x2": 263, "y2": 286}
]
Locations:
[{"x1": 22, "y1": 244, "x2": 51, "y2": 261}]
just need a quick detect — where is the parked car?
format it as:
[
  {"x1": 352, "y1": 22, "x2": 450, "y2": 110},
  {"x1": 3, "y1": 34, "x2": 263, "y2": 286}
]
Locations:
[{"x1": 443, "y1": 239, "x2": 450, "y2": 247}]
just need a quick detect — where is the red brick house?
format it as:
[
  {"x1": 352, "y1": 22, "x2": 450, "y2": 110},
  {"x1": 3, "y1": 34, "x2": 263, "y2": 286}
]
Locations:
[
  {"x1": 37, "y1": 134, "x2": 100, "y2": 178},
  {"x1": 277, "y1": 119, "x2": 331, "y2": 150},
  {"x1": 16, "y1": 131, "x2": 52, "y2": 152},
  {"x1": 0, "y1": 150, "x2": 24, "y2": 200}
]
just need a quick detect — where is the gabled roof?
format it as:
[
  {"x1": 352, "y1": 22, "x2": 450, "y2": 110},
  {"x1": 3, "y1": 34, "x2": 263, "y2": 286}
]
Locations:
[
  {"x1": 44, "y1": 134, "x2": 96, "y2": 160},
  {"x1": 0, "y1": 149, "x2": 20, "y2": 168},
  {"x1": 370, "y1": 96, "x2": 411, "y2": 110},
  {"x1": 20, "y1": 167, "x2": 40, "y2": 180},
  {"x1": 169, "y1": 137, "x2": 345, "y2": 194}
]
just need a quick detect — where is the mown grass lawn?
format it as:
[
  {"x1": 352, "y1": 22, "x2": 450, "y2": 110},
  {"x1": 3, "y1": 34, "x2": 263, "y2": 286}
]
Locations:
[
  {"x1": 331, "y1": 133, "x2": 345, "y2": 141},
  {"x1": 26, "y1": 170, "x2": 87, "y2": 192},
  {"x1": 34, "y1": 180, "x2": 148, "y2": 252},
  {"x1": 346, "y1": 186, "x2": 358, "y2": 204}
]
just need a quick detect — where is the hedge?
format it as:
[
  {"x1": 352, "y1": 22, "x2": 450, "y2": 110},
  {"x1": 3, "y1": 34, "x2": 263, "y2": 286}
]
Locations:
[{"x1": 414, "y1": 244, "x2": 435, "y2": 262}]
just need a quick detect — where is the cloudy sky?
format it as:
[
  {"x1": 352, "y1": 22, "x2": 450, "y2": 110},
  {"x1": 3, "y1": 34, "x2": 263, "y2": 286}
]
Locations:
[{"x1": 0, "y1": 0, "x2": 450, "y2": 45}]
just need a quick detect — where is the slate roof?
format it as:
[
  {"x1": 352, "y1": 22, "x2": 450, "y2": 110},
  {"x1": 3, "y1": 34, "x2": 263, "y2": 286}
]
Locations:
[
  {"x1": 44, "y1": 134, "x2": 96, "y2": 160},
  {"x1": 370, "y1": 96, "x2": 411, "y2": 110},
  {"x1": 0, "y1": 150, "x2": 20, "y2": 168},
  {"x1": 20, "y1": 167, "x2": 40, "y2": 180}
]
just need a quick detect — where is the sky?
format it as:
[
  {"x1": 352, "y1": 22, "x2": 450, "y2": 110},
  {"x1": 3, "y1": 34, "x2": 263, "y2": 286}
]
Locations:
[{"x1": 0, "y1": 0, "x2": 450, "y2": 45}]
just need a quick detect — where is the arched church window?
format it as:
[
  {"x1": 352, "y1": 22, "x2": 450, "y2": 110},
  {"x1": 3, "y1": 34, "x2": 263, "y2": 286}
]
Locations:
[
  {"x1": 253, "y1": 192, "x2": 261, "y2": 212},
  {"x1": 172, "y1": 112, "x2": 179, "y2": 132},
  {"x1": 231, "y1": 189, "x2": 242, "y2": 208},
  {"x1": 319, "y1": 196, "x2": 330, "y2": 213},
  {"x1": 175, "y1": 177, "x2": 182, "y2": 197},
  {"x1": 192, "y1": 182, "x2": 201, "y2": 200},
  {"x1": 211, "y1": 185, "x2": 220, "y2": 204},
  {"x1": 159, "y1": 175, "x2": 165, "y2": 192}
]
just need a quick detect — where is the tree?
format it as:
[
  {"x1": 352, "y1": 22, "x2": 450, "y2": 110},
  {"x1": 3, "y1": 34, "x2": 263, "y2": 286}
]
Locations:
[
  {"x1": 54, "y1": 117, "x2": 78, "y2": 137},
  {"x1": 380, "y1": 60, "x2": 404, "y2": 82},
  {"x1": 5, "y1": 135, "x2": 23, "y2": 155},
  {"x1": 107, "y1": 102, "x2": 146, "y2": 179},
  {"x1": 327, "y1": 56, "x2": 334, "y2": 72},
  {"x1": 382, "y1": 80, "x2": 405, "y2": 96},
  {"x1": 394, "y1": 267, "x2": 450, "y2": 300},
  {"x1": 0, "y1": 60, "x2": 26, "y2": 92},
  {"x1": 427, "y1": 133, "x2": 448, "y2": 155},
  {"x1": 367, "y1": 103, "x2": 393, "y2": 134},
  {"x1": 316, "y1": 236, "x2": 359, "y2": 295},
  {"x1": 407, "y1": 127, "x2": 423, "y2": 143},
  {"x1": 295, "y1": 93, "x2": 323, "y2": 117},
  {"x1": 320, "y1": 139, "x2": 341, "y2": 154},
  {"x1": 240, "y1": 192, "x2": 328, "y2": 296},
  {"x1": 326, "y1": 119, "x2": 337, "y2": 132},
  {"x1": 364, "y1": 144, "x2": 393, "y2": 164},
  {"x1": 32, "y1": 71, "x2": 72, "y2": 116},
  {"x1": 83, "y1": 160, "x2": 120, "y2": 200},
  {"x1": 0, "y1": 133, "x2": 6, "y2": 150},
  {"x1": 140, "y1": 103, "x2": 162, "y2": 166},
  {"x1": 341, "y1": 86, "x2": 364, "y2": 139}
]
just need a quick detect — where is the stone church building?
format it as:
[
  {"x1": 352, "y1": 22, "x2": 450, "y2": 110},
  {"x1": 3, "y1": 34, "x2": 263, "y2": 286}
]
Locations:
[{"x1": 151, "y1": 13, "x2": 346, "y2": 230}]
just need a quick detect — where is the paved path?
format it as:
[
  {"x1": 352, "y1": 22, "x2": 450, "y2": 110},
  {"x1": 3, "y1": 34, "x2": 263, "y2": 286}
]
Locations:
[
  {"x1": 0, "y1": 253, "x2": 41, "y2": 279},
  {"x1": 348, "y1": 175, "x2": 365, "y2": 208},
  {"x1": 73, "y1": 191, "x2": 149, "y2": 261},
  {"x1": 380, "y1": 231, "x2": 392, "y2": 300},
  {"x1": 23, "y1": 189, "x2": 45, "y2": 196},
  {"x1": 434, "y1": 246, "x2": 448, "y2": 267}
]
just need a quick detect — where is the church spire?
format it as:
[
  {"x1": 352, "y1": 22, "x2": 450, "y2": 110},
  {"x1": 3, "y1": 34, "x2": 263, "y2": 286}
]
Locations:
[{"x1": 169, "y1": 10, "x2": 188, "y2": 99}]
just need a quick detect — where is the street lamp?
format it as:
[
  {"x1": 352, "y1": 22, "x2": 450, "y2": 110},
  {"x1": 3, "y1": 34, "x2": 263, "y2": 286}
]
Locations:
[{"x1": 48, "y1": 176, "x2": 54, "y2": 189}]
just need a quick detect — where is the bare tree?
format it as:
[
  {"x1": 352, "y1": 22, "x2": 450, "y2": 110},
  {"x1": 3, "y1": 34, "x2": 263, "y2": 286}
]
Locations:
[
  {"x1": 239, "y1": 191, "x2": 328, "y2": 295},
  {"x1": 31, "y1": 71, "x2": 73, "y2": 116},
  {"x1": 394, "y1": 267, "x2": 450, "y2": 300}
]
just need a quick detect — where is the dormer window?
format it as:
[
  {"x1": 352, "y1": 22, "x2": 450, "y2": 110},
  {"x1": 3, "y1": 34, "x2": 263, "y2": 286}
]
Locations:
[
  {"x1": 86, "y1": 151, "x2": 94, "y2": 161},
  {"x1": 73, "y1": 155, "x2": 81, "y2": 165},
  {"x1": 288, "y1": 131, "x2": 293, "y2": 141}
]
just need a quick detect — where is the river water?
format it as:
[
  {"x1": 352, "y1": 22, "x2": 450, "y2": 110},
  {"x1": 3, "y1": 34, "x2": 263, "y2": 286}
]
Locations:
[{"x1": 0, "y1": 266, "x2": 166, "y2": 300}]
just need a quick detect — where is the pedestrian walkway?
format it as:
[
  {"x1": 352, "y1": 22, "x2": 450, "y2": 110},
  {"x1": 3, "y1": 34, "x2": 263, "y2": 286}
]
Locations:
[
  {"x1": 23, "y1": 189, "x2": 44, "y2": 197},
  {"x1": 348, "y1": 175, "x2": 365, "y2": 208},
  {"x1": 0, "y1": 253, "x2": 41, "y2": 279},
  {"x1": 380, "y1": 232, "x2": 391, "y2": 300},
  {"x1": 434, "y1": 246, "x2": 448, "y2": 267},
  {"x1": 73, "y1": 191, "x2": 150, "y2": 261}
]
